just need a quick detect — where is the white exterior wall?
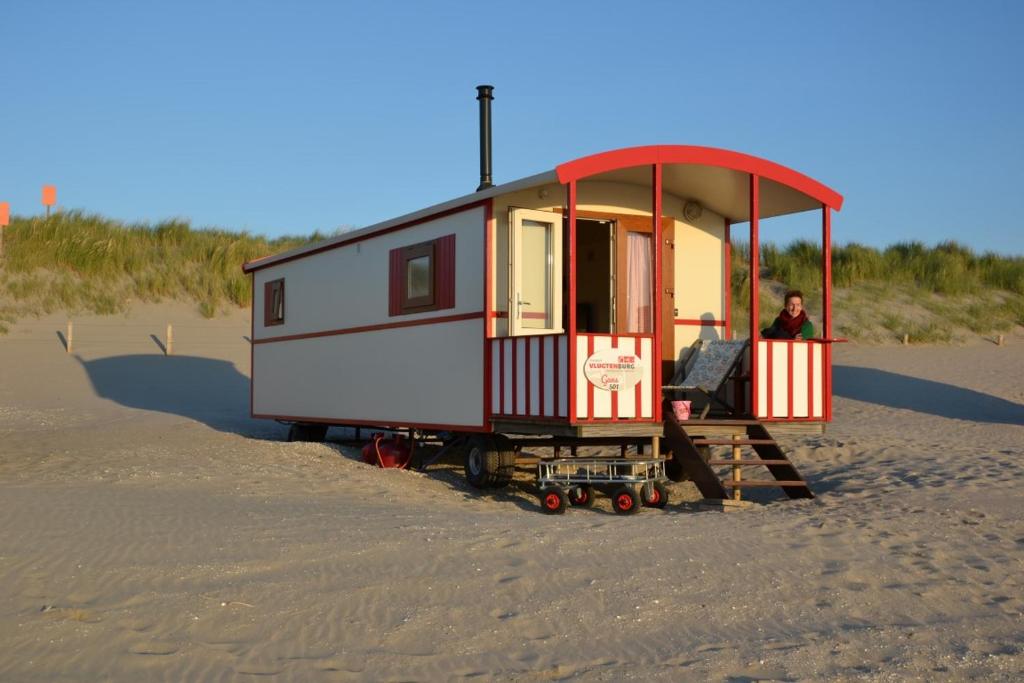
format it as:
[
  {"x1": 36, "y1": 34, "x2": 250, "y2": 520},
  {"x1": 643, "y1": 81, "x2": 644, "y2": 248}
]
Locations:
[{"x1": 252, "y1": 205, "x2": 487, "y2": 428}]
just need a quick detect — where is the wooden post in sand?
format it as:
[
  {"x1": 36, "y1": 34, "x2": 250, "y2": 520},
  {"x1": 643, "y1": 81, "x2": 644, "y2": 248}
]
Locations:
[
  {"x1": 902, "y1": 333, "x2": 909, "y2": 345},
  {"x1": 166, "y1": 324, "x2": 173, "y2": 356},
  {"x1": 66, "y1": 320, "x2": 73, "y2": 354},
  {"x1": 732, "y1": 433, "x2": 743, "y2": 501},
  {"x1": 997, "y1": 334, "x2": 1004, "y2": 347}
]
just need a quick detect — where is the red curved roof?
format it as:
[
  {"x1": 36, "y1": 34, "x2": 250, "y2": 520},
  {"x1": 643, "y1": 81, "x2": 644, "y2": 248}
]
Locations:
[{"x1": 556, "y1": 144, "x2": 843, "y2": 211}]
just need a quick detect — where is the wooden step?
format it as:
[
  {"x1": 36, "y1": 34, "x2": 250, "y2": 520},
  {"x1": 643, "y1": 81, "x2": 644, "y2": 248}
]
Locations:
[
  {"x1": 707, "y1": 459, "x2": 791, "y2": 466},
  {"x1": 692, "y1": 438, "x2": 776, "y2": 446},
  {"x1": 721, "y1": 480, "x2": 808, "y2": 488}
]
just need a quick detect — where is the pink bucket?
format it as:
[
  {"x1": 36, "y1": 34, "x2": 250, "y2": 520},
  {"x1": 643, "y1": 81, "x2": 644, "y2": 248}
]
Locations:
[{"x1": 671, "y1": 400, "x2": 691, "y2": 421}]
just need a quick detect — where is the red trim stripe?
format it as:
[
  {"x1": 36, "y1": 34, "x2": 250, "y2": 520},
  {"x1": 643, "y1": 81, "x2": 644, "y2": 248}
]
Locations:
[
  {"x1": 254, "y1": 414, "x2": 490, "y2": 433},
  {"x1": 567, "y1": 181, "x2": 578, "y2": 423},
  {"x1": 254, "y1": 311, "x2": 484, "y2": 345},
  {"x1": 245, "y1": 200, "x2": 489, "y2": 273},
  {"x1": 724, "y1": 219, "x2": 732, "y2": 339},
  {"x1": 674, "y1": 319, "x2": 726, "y2": 327},
  {"x1": 653, "y1": 163, "x2": 663, "y2": 422}
]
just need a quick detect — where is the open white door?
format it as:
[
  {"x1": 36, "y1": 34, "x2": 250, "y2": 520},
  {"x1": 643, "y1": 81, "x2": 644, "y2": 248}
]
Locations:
[{"x1": 510, "y1": 208, "x2": 563, "y2": 336}]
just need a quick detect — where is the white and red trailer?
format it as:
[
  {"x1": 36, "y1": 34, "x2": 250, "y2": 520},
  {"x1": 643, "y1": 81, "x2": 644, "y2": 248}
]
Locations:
[{"x1": 243, "y1": 102, "x2": 843, "y2": 500}]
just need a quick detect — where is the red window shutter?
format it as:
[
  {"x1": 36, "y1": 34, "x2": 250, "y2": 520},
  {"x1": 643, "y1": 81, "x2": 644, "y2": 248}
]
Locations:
[
  {"x1": 436, "y1": 234, "x2": 456, "y2": 309},
  {"x1": 387, "y1": 248, "x2": 399, "y2": 317}
]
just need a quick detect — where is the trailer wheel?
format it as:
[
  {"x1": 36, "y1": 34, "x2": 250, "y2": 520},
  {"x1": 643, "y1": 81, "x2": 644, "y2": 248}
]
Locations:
[
  {"x1": 642, "y1": 481, "x2": 669, "y2": 509},
  {"x1": 539, "y1": 487, "x2": 569, "y2": 514},
  {"x1": 611, "y1": 487, "x2": 641, "y2": 515},
  {"x1": 568, "y1": 485, "x2": 595, "y2": 508},
  {"x1": 464, "y1": 435, "x2": 516, "y2": 489}
]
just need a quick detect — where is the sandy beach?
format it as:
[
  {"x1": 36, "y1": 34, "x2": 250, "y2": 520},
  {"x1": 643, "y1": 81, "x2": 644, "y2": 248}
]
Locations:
[{"x1": 1, "y1": 305, "x2": 1022, "y2": 681}]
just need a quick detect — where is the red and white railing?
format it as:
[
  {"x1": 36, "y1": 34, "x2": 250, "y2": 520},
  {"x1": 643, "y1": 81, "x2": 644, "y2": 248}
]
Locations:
[
  {"x1": 754, "y1": 339, "x2": 826, "y2": 420},
  {"x1": 574, "y1": 333, "x2": 655, "y2": 421},
  {"x1": 489, "y1": 334, "x2": 569, "y2": 418}
]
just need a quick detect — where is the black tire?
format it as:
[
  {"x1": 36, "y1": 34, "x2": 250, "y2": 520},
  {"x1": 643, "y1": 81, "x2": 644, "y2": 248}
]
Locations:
[
  {"x1": 464, "y1": 435, "x2": 517, "y2": 489},
  {"x1": 611, "y1": 486, "x2": 641, "y2": 515},
  {"x1": 568, "y1": 484, "x2": 595, "y2": 508},
  {"x1": 539, "y1": 487, "x2": 569, "y2": 514},
  {"x1": 287, "y1": 423, "x2": 327, "y2": 442},
  {"x1": 642, "y1": 481, "x2": 669, "y2": 508}
]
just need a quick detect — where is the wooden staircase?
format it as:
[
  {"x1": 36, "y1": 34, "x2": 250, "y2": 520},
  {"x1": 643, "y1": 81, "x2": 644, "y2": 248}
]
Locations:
[{"x1": 662, "y1": 414, "x2": 814, "y2": 501}]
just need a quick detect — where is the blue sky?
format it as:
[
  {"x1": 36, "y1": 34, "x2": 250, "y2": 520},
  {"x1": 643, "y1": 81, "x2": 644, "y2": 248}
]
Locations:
[{"x1": 2, "y1": 1, "x2": 1022, "y2": 254}]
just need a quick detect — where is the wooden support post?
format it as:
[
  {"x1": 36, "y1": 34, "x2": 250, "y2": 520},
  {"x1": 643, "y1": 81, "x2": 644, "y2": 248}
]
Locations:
[
  {"x1": 553, "y1": 445, "x2": 560, "y2": 458},
  {"x1": 620, "y1": 444, "x2": 627, "y2": 458},
  {"x1": 732, "y1": 433, "x2": 742, "y2": 501},
  {"x1": 570, "y1": 445, "x2": 578, "y2": 457},
  {"x1": 997, "y1": 334, "x2": 1004, "y2": 346},
  {"x1": 651, "y1": 436, "x2": 660, "y2": 460},
  {"x1": 66, "y1": 320, "x2": 73, "y2": 354},
  {"x1": 902, "y1": 333, "x2": 909, "y2": 346},
  {"x1": 166, "y1": 324, "x2": 173, "y2": 356}
]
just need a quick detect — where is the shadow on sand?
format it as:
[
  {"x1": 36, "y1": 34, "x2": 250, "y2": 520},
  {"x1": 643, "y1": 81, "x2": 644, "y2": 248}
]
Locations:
[
  {"x1": 77, "y1": 353, "x2": 279, "y2": 437},
  {"x1": 833, "y1": 365, "x2": 1024, "y2": 425}
]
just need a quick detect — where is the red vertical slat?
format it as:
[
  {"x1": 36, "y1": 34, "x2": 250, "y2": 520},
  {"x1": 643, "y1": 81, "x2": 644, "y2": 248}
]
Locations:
[
  {"x1": 822, "y1": 206, "x2": 832, "y2": 420},
  {"x1": 724, "y1": 219, "x2": 732, "y2": 340},
  {"x1": 652, "y1": 164, "x2": 663, "y2": 422},
  {"x1": 567, "y1": 181, "x2": 578, "y2": 423},
  {"x1": 586, "y1": 335, "x2": 595, "y2": 420},
  {"x1": 611, "y1": 334, "x2": 618, "y2": 420},
  {"x1": 807, "y1": 341, "x2": 815, "y2": 418},
  {"x1": 787, "y1": 341, "x2": 794, "y2": 419},
  {"x1": 512, "y1": 338, "x2": 519, "y2": 416},
  {"x1": 635, "y1": 336, "x2": 642, "y2": 419},
  {"x1": 539, "y1": 337, "x2": 546, "y2": 417},
  {"x1": 526, "y1": 337, "x2": 532, "y2": 415},
  {"x1": 482, "y1": 203, "x2": 492, "y2": 426},
  {"x1": 499, "y1": 339, "x2": 506, "y2": 415},
  {"x1": 554, "y1": 335, "x2": 561, "y2": 417},
  {"x1": 749, "y1": 175, "x2": 761, "y2": 417}
]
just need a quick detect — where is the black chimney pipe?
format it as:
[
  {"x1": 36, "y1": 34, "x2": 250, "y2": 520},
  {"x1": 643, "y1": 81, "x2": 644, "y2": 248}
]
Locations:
[{"x1": 476, "y1": 85, "x2": 494, "y2": 191}]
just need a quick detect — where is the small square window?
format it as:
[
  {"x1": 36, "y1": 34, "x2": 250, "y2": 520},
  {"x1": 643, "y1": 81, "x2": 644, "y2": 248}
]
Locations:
[
  {"x1": 264, "y1": 278, "x2": 285, "y2": 326},
  {"x1": 388, "y1": 234, "x2": 456, "y2": 316}
]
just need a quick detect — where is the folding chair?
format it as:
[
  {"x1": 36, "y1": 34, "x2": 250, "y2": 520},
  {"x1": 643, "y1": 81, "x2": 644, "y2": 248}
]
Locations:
[{"x1": 662, "y1": 339, "x2": 749, "y2": 419}]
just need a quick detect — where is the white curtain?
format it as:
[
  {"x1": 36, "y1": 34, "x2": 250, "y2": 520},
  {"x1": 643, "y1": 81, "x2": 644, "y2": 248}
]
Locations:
[{"x1": 626, "y1": 232, "x2": 652, "y2": 333}]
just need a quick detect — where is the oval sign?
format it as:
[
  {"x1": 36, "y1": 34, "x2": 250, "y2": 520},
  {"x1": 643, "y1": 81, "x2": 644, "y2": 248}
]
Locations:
[{"x1": 584, "y1": 348, "x2": 645, "y2": 392}]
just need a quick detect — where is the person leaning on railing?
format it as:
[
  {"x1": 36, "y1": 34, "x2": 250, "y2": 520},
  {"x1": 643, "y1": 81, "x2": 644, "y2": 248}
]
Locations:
[{"x1": 761, "y1": 289, "x2": 815, "y2": 340}]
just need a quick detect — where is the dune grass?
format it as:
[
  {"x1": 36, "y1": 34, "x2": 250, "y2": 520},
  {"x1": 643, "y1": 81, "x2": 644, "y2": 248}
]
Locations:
[
  {"x1": 0, "y1": 211, "x2": 324, "y2": 330},
  {"x1": 731, "y1": 240, "x2": 1024, "y2": 342},
  {"x1": 1, "y1": 211, "x2": 1021, "y2": 342}
]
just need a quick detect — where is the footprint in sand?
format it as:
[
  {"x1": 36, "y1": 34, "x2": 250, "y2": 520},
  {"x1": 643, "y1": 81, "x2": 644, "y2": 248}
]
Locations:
[{"x1": 129, "y1": 642, "x2": 179, "y2": 656}]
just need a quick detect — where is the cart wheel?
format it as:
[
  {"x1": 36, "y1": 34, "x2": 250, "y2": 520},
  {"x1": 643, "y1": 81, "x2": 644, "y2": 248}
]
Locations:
[
  {"x1": 568, "y1": 485, "x2": 595, "y2": 508},
  {"x1": 539, "y1": 487, "x2": 569, "y2": 514},
  {"x1": 465, "y1": 435, "x2": 516, "y2": 489},
  {"x1": 611, "y1": 487, "x2": 640, "y2": 515},
  {"x1": 642, "y1": 481, "x2": 669, "y2": 508}
]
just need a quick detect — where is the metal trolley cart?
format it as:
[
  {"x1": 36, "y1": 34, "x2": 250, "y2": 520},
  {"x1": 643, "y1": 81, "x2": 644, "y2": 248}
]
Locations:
[{"x1": 537, "y1": 458, "x2": 670, "y2": 515}]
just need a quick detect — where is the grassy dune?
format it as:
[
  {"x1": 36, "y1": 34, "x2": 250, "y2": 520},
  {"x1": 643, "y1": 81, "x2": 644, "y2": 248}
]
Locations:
[
  {"x1": 0, "y1": 212, "x2": 324, "y2": 332},
  {"x1": 732, "y1": 240, "x2": 1024, "y2": 342},
  {"x1": 1, "y1": 212, "x2": 1022, "y2": 342}
]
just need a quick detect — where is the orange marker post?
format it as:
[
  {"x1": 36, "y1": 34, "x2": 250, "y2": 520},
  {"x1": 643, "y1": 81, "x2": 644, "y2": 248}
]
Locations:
[
  {"x1": 42, "y1": 185, "x2": 56, "y2": 217},
  {"x1": 0, "y1": 201, "x2": 8, "y2": 257}
]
